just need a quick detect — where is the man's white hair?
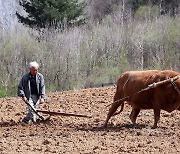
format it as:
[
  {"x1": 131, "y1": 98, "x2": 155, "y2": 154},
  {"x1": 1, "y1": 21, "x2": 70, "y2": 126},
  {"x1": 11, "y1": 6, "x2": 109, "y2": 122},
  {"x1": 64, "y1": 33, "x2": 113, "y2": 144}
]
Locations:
[{"x1": 29, "y1": 61, "x2": 39, "y2": 69}]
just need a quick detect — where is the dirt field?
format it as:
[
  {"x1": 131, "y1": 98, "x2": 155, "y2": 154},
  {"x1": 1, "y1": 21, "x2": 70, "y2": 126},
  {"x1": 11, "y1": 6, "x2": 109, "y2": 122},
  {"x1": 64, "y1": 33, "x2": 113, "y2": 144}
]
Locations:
[{"x1": 0, "y1": 87, "x2": 179, "y2": 154}]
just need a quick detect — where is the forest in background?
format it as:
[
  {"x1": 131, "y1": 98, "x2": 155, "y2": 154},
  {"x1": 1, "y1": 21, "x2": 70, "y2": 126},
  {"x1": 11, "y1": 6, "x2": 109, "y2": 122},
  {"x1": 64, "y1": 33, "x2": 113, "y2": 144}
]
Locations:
[{"x1": 0, "y1": 0, "x2": 180, "y2": 97}]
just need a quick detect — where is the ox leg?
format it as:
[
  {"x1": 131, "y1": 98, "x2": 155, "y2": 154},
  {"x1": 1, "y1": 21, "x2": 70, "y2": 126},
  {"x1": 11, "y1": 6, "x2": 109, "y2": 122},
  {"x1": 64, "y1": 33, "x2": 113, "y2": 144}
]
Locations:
[
  {"x1": 130, "y1": 108, "x2": 140, "y2": 125},
  {"x1": 152, "y1": 108, "x2": 161, "y2": 129},
  {"x1": 103, "y1": 102, "x2": 121, "y2": 128}
]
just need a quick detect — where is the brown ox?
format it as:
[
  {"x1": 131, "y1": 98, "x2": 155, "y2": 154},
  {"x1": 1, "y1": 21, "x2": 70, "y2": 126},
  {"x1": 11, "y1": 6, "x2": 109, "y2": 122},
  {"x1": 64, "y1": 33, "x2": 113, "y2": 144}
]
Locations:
[{"x1": 104, "y1": 70, "x2": 180, "y2": 128}]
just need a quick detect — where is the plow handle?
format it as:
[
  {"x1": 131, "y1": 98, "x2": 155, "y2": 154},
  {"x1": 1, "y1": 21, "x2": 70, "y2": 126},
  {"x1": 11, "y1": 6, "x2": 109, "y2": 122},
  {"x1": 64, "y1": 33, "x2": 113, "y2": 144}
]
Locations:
[{"x1": 25, "y1": 100, "x2": 45, "y2": 120}]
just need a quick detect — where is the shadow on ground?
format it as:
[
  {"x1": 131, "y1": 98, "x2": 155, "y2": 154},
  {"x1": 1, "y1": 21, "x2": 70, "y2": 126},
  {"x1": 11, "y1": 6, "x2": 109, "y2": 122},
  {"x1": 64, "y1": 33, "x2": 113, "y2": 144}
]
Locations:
[{"x1": 75, "y1": 123, "x2": 147, "y2": 132}]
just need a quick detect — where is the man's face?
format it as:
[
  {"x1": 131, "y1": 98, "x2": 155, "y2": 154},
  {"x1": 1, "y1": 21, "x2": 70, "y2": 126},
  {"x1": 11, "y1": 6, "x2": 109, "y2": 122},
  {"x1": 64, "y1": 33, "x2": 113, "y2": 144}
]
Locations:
[{"x1": 29, "y1": 67, "x2": 38, "y2": 76}]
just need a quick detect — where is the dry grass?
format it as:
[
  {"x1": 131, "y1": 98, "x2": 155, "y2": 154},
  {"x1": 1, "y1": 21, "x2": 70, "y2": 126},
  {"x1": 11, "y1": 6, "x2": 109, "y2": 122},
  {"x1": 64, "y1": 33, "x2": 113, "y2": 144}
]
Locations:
[{"x1": 0, "y1": 7, "x2": 180, "y2": 96}]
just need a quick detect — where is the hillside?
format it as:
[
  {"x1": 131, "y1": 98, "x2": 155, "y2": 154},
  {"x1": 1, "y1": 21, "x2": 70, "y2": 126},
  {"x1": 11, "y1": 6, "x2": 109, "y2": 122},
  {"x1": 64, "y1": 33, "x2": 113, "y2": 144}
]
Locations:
[
  {"x1": 0, "y1": 1, "x2": 180, "y2": 96},
  {"x1": 0, "y1": 87, "x2": 179, "y2": 153}
]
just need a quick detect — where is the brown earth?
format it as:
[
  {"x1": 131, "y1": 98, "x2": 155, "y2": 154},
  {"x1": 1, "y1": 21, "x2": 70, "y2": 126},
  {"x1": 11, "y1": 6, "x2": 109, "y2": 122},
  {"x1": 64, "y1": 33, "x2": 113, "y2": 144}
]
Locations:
[{"x1": 0, "y1": 87, "x2": 179, "y2": 154}]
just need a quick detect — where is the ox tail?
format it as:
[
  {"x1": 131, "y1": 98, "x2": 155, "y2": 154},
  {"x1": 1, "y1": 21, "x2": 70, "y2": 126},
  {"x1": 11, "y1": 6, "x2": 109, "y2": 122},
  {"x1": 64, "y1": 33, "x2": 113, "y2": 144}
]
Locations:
[
  {"x1": 110, "y1": 74, "x2": 130, "y2": 116},
  {"x1": 112, "y1": 102, "x2": 124, "y2": 116}
]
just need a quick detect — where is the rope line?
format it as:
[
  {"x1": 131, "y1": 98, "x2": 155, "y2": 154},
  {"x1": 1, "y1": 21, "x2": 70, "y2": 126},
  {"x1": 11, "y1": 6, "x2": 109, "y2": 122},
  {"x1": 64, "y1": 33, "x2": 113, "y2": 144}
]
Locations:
[{"x1": 105, "y1": 75, "x2": 180, "y2": 108}]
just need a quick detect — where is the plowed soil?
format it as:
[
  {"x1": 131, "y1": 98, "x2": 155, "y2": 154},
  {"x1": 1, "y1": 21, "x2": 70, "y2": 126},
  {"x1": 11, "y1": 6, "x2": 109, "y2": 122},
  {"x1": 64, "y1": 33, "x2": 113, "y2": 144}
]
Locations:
[{"x1": 0, "y1": 87, "x2": 179, "y2": 154}]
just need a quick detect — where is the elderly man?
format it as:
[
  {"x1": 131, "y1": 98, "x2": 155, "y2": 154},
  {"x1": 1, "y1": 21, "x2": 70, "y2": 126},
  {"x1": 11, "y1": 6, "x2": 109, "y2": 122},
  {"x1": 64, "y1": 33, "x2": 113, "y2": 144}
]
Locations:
[{"x1": 18, "y1": 61, "x2": 45, "y2": 124}]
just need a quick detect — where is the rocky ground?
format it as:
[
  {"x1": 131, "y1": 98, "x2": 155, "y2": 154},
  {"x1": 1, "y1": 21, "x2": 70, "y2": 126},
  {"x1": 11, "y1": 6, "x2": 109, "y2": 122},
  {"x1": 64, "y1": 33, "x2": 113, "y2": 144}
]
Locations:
[{"x1": 0, "y1": 87, "x2": 179, "y2": 154}]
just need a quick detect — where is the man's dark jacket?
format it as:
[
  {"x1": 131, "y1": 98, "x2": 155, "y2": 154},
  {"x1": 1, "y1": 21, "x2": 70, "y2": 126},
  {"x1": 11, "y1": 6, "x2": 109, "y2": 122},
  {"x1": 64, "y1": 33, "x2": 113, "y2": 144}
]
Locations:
[{"x1": 18, "y1": 72, "x2": 45, "y2": 100}]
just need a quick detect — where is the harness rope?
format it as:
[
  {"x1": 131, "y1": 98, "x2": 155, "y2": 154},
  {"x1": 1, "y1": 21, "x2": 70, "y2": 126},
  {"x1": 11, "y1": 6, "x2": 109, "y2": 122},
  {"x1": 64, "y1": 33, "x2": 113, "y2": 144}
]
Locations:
[
  {"x1": 170, "y1": 76, "x2": 180, "y2": 95},
  {"x1": 105, "y1": 75, "x2": 180, "y2": 108}
]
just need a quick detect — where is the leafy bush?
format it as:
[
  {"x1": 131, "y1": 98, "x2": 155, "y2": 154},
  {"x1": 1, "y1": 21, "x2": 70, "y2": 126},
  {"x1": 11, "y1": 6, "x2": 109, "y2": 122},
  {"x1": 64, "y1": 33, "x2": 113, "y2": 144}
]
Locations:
[
  {"x1": 0, "y1": 2, "x2": 180, "y2": 97},
  {"x1": 0, "y1": 86, "x2": 7, "y2": 98},
  {"x1": 135, "y1": 5, "x2": 159, "y2": 20}
]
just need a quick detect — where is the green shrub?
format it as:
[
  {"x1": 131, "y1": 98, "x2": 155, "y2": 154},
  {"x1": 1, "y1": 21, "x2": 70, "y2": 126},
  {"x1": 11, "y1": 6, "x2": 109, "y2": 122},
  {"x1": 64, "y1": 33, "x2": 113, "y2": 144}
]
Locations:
[
  {"x1": 135, "y1": 5, "x2": 159, "y2": 20},
  {"x1": 0, "y1": 86, "x2": 7, "y2": 98}
]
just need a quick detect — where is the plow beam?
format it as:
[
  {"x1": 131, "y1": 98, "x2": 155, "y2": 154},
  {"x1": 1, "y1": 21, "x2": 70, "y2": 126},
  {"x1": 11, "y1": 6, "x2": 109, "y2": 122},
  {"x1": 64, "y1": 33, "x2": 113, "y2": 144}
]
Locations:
[{"x1": 36, "y1": 110, "x2": 92, "y2": 118}]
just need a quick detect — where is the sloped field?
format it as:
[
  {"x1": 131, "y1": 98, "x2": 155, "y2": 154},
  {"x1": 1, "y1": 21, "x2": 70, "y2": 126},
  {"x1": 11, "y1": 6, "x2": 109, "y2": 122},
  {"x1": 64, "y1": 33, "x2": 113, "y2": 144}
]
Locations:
[{"x1": 0, "y1": 87, "x2": 179, "y2": 154}]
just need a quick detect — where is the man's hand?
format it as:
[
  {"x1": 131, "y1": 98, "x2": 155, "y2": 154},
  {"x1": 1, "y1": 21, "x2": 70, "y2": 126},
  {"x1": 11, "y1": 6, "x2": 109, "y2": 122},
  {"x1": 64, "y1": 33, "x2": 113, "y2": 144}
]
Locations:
[
  {"x1": 40, "y1": 98, "x2": 45, "y2": 104},
  {"x1": 22, "y1": 96, "x2": 27, "y2": 102}
]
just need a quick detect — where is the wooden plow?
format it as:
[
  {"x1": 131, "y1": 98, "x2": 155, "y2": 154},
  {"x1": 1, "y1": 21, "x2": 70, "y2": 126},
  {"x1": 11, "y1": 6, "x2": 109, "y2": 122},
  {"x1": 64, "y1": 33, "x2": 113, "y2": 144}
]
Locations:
[
  {"x1": 36, "y1": 109, "x2": 92, "y2": 118},
  {"x1": 25, "y1": 100, "x2": 92, "y2": 123},
  {"x1": 27, "y1": 75, "x2": 180, "y2": 121}
]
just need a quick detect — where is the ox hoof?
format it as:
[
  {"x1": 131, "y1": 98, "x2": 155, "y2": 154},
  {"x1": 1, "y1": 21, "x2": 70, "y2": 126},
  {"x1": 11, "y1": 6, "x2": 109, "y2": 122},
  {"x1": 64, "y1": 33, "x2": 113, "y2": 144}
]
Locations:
[
  {"x1": 152, "y1": 125, "x2": 157, "y2": 129},
  {"x1": 102, "y1": 124, "x2": 107, "y2": 128}
]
